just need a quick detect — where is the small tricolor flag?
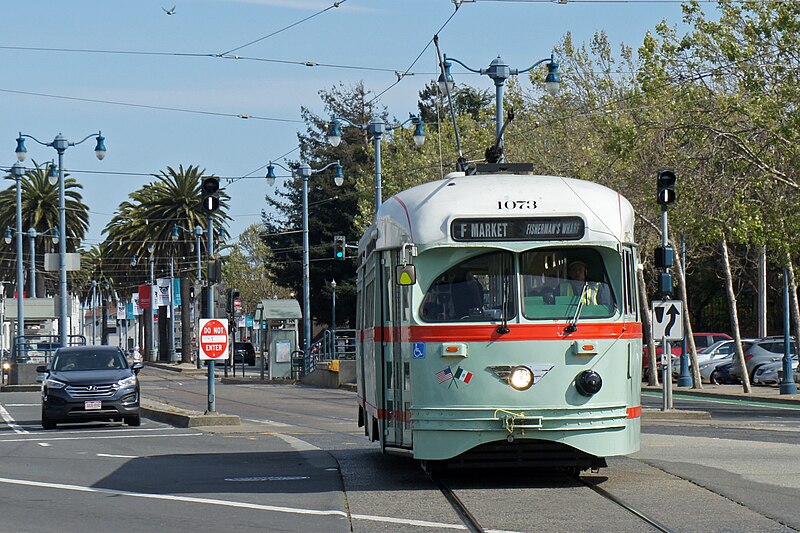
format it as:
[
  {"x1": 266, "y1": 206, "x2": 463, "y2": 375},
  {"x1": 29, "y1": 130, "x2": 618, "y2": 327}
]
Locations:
[
  {"x1": 454, "y1": 367, "x2": 473, "y2": 384},
  {"x1": 435, "y1": 366, "x2": 453, "y2": 384}
]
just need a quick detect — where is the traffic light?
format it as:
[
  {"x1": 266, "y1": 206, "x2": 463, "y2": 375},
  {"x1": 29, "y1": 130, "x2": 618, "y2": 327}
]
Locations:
[
  {"x1": 226, "y1": 288, "x2": 240, "y2": 314},
  {"x1": 201, "y1": 177, "x2": 220, "y2": 212},
  {"x1": 333, "y1": 235, "x2": 346, "y2": 260},
  {"x1": 656, "y1": 169, "x2": 676, "y2": 205},
  {"x1": 207, "y1": 257, "x2": 222, "y2": 284}
]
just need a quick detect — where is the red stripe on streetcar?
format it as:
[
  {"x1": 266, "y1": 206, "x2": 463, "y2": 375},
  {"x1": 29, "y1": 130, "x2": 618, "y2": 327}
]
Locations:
[
  {"x1": 626, "y1": 406, "x2": 642, "y2": 419},
  {"x1": 359, "y1": 323, "x2": 642, "y2": 343}
]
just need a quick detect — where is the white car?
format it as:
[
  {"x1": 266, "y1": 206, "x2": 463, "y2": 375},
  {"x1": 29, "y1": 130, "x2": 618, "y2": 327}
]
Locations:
[
  {"x1": 672, "y1": 340, "x2": 739, "y2": 379},
  {"x1": 752, "y1": 357, "x2": 798, "y2": 385}
]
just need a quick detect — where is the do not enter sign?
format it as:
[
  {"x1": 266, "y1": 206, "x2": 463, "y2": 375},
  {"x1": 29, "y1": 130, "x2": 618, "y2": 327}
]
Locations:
[{"x1": 199, "y1": 318, "x2": 229, "y2": 360}]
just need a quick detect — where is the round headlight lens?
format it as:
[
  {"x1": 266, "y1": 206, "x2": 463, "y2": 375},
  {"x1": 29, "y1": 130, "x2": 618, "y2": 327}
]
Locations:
[
  {"x1": 509, "y1": 366, "x2": 534, "y2": 391},
  {"x1": 575, "y1": 370, "x2": 602, "y2": 396}
]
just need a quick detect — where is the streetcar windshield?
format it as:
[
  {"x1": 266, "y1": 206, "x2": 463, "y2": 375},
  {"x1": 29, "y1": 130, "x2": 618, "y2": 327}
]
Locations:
[
  {"x1": 420, "y1": 252, "x2": 516, "y2": 323},
  {"x1": 520, "y1": 248, "x2": 616, "y2": 320}
]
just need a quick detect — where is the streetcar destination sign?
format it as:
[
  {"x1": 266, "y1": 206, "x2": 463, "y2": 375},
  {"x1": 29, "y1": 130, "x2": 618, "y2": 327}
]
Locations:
[{"x1": 450, "y1": 217, "x2": 585, "y2": 242}]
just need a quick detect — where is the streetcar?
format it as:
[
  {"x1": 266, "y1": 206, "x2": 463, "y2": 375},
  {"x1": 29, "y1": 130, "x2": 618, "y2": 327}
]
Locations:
[{"x1": 355, "y1": 167, "x2": 641, "y2": 470}]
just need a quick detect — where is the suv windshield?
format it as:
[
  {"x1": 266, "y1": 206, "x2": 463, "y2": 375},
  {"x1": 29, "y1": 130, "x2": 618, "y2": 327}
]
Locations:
[
  {"x1": 420, "y1": 252, "x2": 515, "y2": 323},
  {"x1": 520, "y1": 248, "x2": 616, "y2": 320},
  {"x1": 52, "y1": 351, "x2": 128, "y2": 372}
]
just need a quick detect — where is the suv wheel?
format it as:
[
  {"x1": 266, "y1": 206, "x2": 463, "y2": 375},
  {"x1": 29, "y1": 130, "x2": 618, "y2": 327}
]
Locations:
[
  {"x1": 125, "y1": 414, "x2": 141, "y2": 427},
  {"x1": 41, "y1": 408, "x2": 56, "y2": 430}
]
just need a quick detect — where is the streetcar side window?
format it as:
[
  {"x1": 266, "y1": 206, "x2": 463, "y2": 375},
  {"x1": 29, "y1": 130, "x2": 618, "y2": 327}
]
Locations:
[
  {"x1": 419, "y1": 252, "x2": 516, "y2": 323},
  {"x1": 520, "y1": 248, "x2": 616, "y2": 320}
]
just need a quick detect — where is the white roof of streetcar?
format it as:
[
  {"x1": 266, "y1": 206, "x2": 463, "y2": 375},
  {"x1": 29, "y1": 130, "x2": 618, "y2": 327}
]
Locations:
[{"x1": 362, "y1": 173, "x2": 635, "y2": 253}]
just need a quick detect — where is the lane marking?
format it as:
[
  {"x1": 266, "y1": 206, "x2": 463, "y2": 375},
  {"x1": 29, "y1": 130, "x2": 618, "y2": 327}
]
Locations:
[
  {"x1": 4, "y1": 403, "x2": 39, "y2": 407},
  {"x1": 37, "y1": 443, "x2": 51, "y2": 447},
  {"x1": 272, "y1": 433, "x2": 321, "y2": 452},
  {"x1": 97, "y1": 453, "x2": 139, "y2": 459},
  {"x1": 0, "y1": 476, "x2": 491, "y2": 530},
  {"x1": 11, "y1": 427, "x2": 180, "y2": 436},
  {"x1": 0, "y1": 433, "x2": 200, "y2": 443},
  {"x1": 224, "y1": 476, "x2": 310, "y2": 482},
  {"x1": 0, "y1": 404, "x2": 29, "y2": 434},
  {"x1": 245, "y1": 418, "x2": 292, "y2": 428}
]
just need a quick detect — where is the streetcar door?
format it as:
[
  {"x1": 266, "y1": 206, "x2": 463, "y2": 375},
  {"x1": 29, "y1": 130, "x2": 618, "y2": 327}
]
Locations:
[
  {"x1": 387, "y1": 249, "x2": 413, "y2": 448},
  {"x1": 382, "y1": 251, "x2": 400, "y2": 446}
]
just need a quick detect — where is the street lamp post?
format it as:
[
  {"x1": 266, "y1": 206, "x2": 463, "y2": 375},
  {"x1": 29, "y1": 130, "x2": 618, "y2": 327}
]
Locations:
[
  {"x1": 438, "y1": 53, "x2": 560, "y2": 163},
  {"x1": 91, "y1": 280, "x2": 97, "y2": 345},
  {"x1": 266, "y1": 160, "x2": 344, "y2": 357},
  {"x1": 7, "y1": 162, "x2": 27, "y2": 355},
  {"x1": 327, "y1": 114, "x2": 424, "y2": 214},
  {"x1": 148, "y1": 242, "x2": 155, "y2": 359},
  {"x1": 27, "y1": 227, "x2": 59, "y2": 299},
  {"x1": 15, "y1": 131, "x2": 106, "y2": 347}
]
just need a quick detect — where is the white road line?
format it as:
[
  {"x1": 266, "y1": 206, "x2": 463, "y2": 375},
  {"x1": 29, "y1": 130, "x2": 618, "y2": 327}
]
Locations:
[
  {"x1": 0, "y1": 476, "x2": 491, "y2": 531},
  {"x1": 97, "y1": 453, "x2": 138, "y2": 459},
  {"x1": 272, "y1": 433, "x2": 321, "y2": 452},
  {"x1": 245, "y1": 418, "x2": 292, "y2": 428},
  {"x1": 4, "y1": 403, "x2": 39, "y2": 407},
  {"x1": 19, "y1": 427, "x2": 178, "y2": 436},
  {"x1": 0, "y1": 433, "x2": 200, "y2": 443},
  {"x1": 0, "y1": 404, "x2": 29, "y2": 434},
  {"x1": 37, "y1": 443, "x2": 51, "y2": 447}
]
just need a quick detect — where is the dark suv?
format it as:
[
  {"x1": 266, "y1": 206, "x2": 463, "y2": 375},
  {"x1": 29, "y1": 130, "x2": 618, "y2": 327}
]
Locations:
[
  {"x1": 37, "y1": 346, "x2": 143, "y2": 429},
  {"x1": 233, "y1": 342, "x2": 256, "y2": 366}
]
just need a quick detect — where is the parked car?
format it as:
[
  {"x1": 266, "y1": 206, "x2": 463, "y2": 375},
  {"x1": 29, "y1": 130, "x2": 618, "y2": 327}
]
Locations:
[
  {"x1": 708, "y1": 361, "x2": 739, "y2": 384},
  {"x1": 672, "y1": 339, "x2": 753, "y2": 379},
  {"x1": 731, "y1": 337, "x2": 797, "y2": 382},
  {"x1": 643, "y1": 332, "x2": 733, "y2": 381},
  {"x1": 699, "y1": 355, "x2": 734, "y2": 384},
  {"x1": 37, "y1": 346, "x2": 143, "y2": 429},
  {"x1": 752, "y1": 356, "x2": 799, "y2": 385},
  {"x1": 233, "y1": 342, "x2": 256, "y2": 366}
]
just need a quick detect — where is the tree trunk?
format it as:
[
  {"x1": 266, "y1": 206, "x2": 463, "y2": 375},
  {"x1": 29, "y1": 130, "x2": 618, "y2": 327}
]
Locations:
[
  {"x1": 101, "y1": 299, "x2": 109, "y2": 345},
  {"x1": 670, "y1": 236, "x2": 702, "y2": 389},
  {"x1": 721, "y1": 236, "x2": 751, "y2": 393},
  {"x1": 158, "y1": 306, "x2": 169, "y2": 361},
  {"x1": 181, "y1": 275, "x2": 192, "y2": 363},
  {"x1": 785, "y1": 255, "x2": 800, "y2": 349},
  {"x1": 637, "y1": 266, "x2": 659, "y2": 386}
]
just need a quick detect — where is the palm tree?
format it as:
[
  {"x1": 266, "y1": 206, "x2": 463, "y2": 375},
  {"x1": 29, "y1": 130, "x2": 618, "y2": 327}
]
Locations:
[
  {"x1": 104, "y1": 165, "x2": 230, "y2": 362},
  {"x1": 0, "y1": 161, "x2": 89, "y2": 298}
]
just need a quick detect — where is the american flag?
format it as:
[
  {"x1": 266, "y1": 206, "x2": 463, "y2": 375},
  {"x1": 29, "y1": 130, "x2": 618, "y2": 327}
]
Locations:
[{"x1": 435, "y1": 366, "x2": 453, "y2": 384}]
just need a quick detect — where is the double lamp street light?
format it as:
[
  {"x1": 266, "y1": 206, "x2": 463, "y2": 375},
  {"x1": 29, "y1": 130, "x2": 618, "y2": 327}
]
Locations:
[
  {"x1": 15, "y1": 132, "x2": 106, "y2": 347},
  {"x1": 267, "y1": 160, "x2": 344, "y2": 357}
]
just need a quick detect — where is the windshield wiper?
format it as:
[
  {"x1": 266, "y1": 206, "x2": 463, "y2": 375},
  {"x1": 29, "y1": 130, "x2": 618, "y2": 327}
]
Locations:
[
  {"x1": 564, "y1": 282, "x2": 588, "y2": 334},
  {"x1": 496, "y1": 262, "x2": 510, "y2": 335}
]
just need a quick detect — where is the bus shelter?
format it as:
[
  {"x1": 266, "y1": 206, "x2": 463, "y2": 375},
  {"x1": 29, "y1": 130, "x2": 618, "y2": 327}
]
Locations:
[{"x1": 256, "y1": 299, "x2": 301, "y2": 379}]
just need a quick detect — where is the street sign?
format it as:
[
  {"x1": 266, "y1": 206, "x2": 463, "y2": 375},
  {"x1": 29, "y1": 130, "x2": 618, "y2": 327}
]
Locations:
[
  {"x1": 652, "y1": 300, "x2": 683, "y2": 341},
  {"x1": 199, "y1": 318, "x2": 229, "y2": 360}
]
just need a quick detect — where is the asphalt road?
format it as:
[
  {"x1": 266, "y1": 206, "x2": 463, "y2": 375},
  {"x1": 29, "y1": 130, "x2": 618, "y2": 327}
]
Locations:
[{"x1": 0, "y1": 369, "x2": 797, "y2": 532}]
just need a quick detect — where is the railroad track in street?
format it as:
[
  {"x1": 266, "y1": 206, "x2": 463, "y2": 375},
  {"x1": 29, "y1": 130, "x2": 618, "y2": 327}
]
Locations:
[{"x1": 428, "y1": 468, "x2": 677, "y2": 533}]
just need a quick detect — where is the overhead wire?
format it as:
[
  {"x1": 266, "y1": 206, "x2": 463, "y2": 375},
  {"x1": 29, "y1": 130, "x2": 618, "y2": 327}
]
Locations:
[
  {"x1": 368, "y1": 4, "x2": 463, "y2": 104},
  {"x1": 219, "y1": 0, "x2": 348, "y2": 57}
]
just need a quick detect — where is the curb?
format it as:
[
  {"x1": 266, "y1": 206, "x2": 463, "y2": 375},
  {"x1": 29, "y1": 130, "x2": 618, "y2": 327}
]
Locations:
[
  {"x1": 642, "y1": 386, "x2": 800, "y2": 407},
  {"x1": 145, "y1": 362, "x2": 207, "y2": 374},
  {"x1": 220, "y1": 377, "x2": 297, "y2": 385},
  {"x1": 141, "y1": 399, "x2": 240, "y2": 428},
  {"x1": 1, "y1": 384, "x2": 40, "y2": 392}
]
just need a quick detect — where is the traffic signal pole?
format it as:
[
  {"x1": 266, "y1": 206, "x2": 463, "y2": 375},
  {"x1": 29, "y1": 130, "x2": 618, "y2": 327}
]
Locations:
[
  {"x1": 656, "y1": 169, "x2": 676, "y2": 411},
  {"x1": 206, "y1": 214, "x2": 216, "y2": 414},
  {"x1": 661, "y1": 203, "x2": 673, "y2": 411}
]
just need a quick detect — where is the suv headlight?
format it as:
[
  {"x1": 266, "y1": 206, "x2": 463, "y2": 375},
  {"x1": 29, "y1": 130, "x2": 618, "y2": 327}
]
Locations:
[
  {"x1": 44, "y1": 377, "x2": 67, "y2": 389},
  {"x1": 114, "y1": 376, "x2": 137, "y2": 389}
]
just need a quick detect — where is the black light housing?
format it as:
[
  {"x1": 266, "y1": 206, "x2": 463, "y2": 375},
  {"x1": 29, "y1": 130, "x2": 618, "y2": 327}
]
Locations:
[{"x1": 575, "y1": 370, "x2": 602, "y2": 396}]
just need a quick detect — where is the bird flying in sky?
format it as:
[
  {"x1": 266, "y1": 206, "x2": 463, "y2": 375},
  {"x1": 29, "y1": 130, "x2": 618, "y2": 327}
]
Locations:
[{"x1": 162, "y1": 6, "x2": 176, "y2": 15}]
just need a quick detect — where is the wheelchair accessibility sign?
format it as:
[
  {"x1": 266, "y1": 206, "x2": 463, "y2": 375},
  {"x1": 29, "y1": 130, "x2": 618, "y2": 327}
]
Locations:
[{"x1": 413, "y1": 343, "x2": 426, "y2": 359}]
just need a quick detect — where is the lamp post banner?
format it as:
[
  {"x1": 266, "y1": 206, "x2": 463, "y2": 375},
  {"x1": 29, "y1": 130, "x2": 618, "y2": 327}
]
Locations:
[
  {"x1": 173, "y1": 279, "x2": 181, "y2": 307},
  {"x1": 138, "y1": 285, "x2": 151, "y2": 310},
  {"x1": 156, "y1": 278, "x2": 171, "y2": 307}
]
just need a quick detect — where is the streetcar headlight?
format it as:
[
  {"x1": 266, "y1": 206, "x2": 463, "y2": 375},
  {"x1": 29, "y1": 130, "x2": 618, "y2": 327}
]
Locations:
[
  {"x1": 2, "y1": 361, "x2": 9, "y2": 371},
  {"x1": 575, "y1": 370, "x2": 602, "y2": 396},
  {"x1": 509, "y1": 366, "x2": 534, "y2": 391}
]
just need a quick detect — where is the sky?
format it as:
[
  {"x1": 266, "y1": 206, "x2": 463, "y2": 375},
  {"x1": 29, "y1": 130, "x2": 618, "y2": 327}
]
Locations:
[{"x1": 0, "y1": 0, "x2": 696, "y2": 248}]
